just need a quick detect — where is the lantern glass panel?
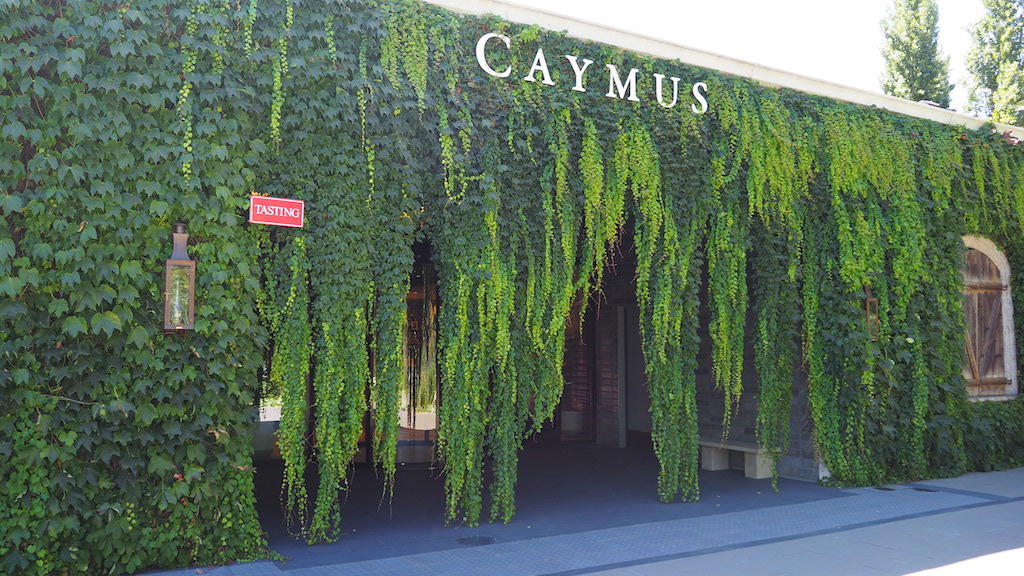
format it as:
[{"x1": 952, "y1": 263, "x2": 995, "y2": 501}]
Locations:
[{"x1": 165, "y1": 260, "x2": 195, "y2": 329}]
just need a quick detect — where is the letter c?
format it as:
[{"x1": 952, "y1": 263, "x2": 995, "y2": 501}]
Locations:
[{"x1": 476, "y1": 32, "x2": 512, "y2": 78}]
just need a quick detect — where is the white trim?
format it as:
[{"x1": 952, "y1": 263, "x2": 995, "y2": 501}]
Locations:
[
  {"x1": 962, "y1": 236, "x2": 1018, "y2": 399},
  {"x1": 425, "y1": 0, "x2": 1024, "y2": 139}
]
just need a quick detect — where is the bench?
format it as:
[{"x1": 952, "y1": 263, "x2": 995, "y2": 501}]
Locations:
[{"x1": 698, "y1": 438, "x2": 773, "y2": 479}]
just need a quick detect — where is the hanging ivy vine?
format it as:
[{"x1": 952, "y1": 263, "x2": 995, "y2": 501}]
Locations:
[
  {"x1": 256, "y1": 233, "x2": 311, "y2": 532},
  {"x1": 744, "y1": 90, "x2": 815, "y2": 482},
  {"x1": 706, "y1": 86, "x2": 751, "y2": 430}
]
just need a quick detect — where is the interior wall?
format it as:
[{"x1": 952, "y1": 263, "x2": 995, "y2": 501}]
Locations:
[
  {"x1": 590, "y1": 240, "x2": 819, "y2": 480},
  {"x1": 624, "y1": 306, "x2": 652, "y2": 435}
]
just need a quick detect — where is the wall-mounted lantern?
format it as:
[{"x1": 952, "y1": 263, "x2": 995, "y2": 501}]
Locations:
[
  {"x1": 864, "y1": 285, "x2": 880, "y2": 342},
  {"x1": 164, "y1": 223, "x2": 196, "y2": 331}
]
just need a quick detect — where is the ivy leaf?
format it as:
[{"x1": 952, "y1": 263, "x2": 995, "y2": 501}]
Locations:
[
  {"x1": 57, "y1": 430, "x2": 78, "y2": 447},
  {"x1": 127, "y1": 72, "x2": 152, "y2": 89},
  {"x1": 61, "y1": 316, "x2": 88, "y2": 337},
  {"x1": 0, "y1": 237, "x2": 14, "y2": 262},
  {"x1": 40, "y1": 444, "x2": 59, "y2": 463},
  {"x1": 90, "y1": 311, "x2": 121, "y2": 336},
  {"x1": 250, "y1": 139, "x2": 268, "y2": 154},
  {"x1": 110, "y1": 42, "x2": 135, "y2": 58},
  {"x1": 127, "y1": 325, "x2": 149, "y2": 348},
  {"x1": 186, "y1": 443, "x2": 206, "y2": 461},
  {"x1": 108, "y1": 400, "x2": 135, "y2": 415},
  {"x1": 0, "y1": 194, "x2": 23, "y2": 213},
  {"x1": 65, "y1": 48, "x2": 85, "y2": 63},
  {"x1": 56, "y1": 59, "x2": 81, "y2": 79},
  {"x1": 162, "y1": 420, "x2": 182, "y2": 437},
  {"x1": 2, "y1": 121, "x2": 26, "y2": 140},
  {"x1": 0, "y1": 275, "x2": 22, "y2": 297},
  {"x1": 11, "y1": 368, "x2": 30, "y2": 385},
  {"x1": 0, "y1": 300, "x2": 27, "y2": 320},
  {"x1": 48, "y1": 298, "x2": 69, "y2": 316},
  {"x1": 120, "y1": 260, "x2": 143, "y2": 279},
  {"x1": 184, "y1": 465, "x2": 204, "y2": 482},
  {"x1": 147, "y1": 453, "x2": 173, "y2": 474},
  {"x1": 135, "y1": 402, "x2": 157, "y2": 427},
  {"x1": 0, "y1": 550, "x2": 26, "y2": 575},
  {"x1": 149, "y1": 200, "x2": 169, "y2": 216}
]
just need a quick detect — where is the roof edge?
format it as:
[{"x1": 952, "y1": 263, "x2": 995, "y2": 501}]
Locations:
[{"x1": 424, "y1": 0, "x2": 1024, "y2": 139}]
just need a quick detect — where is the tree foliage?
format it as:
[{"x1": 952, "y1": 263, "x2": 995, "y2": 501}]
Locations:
[
  {"x1": 881, "y1": 0, "x2": 953, "y2": 108},
  {"x1": 967, "y1": 0, "x2": 1024, "y2": 124}
]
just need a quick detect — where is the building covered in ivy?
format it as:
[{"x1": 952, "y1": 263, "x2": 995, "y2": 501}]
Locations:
[{"x1": 2, "y1": 0, "x2": 1024, "y2": 574}]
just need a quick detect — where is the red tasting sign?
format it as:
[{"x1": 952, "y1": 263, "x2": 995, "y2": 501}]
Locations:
[{"x1": 249, "y1": 195, "x2": 304, "y2": 228}]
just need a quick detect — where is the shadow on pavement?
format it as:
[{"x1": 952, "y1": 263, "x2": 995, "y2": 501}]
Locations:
[{"x1": 253, "y1": 443, "x2": 847, "y2": 571}]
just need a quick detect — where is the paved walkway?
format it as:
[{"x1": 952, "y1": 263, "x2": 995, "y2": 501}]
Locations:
[{"x1": 146, "y1": 465, "x2": 1024, "y2": 576}]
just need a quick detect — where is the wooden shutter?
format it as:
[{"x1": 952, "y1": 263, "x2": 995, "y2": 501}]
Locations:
[{"x1": 962, "y1": 249, "x2": 1008, "y2": 394}]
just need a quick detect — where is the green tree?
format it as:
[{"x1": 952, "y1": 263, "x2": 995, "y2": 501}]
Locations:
[
  {"x1": 967, "y1": 0, "x2": 1024, "y2": 125},
  {"x1": 880, "y1": 0, "x2": 953, "y2": 108}
]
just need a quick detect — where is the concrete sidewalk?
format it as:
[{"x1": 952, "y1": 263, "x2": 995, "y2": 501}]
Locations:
[
  {"x1": 589, "y1": 470, "x2": 1024, "y2": 576},
  {"x1": 146, "y1": 466, "x2": 1024, "y2": 576}
]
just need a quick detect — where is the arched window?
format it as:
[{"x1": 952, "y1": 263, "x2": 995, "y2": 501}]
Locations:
[{"x1": 961, "y1": 236, "x2": 1018, "y2": 399}]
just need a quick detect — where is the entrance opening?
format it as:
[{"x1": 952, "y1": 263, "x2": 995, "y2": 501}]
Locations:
[
  {"x1": 251, "y1": 235, "x2": 825, "y2": 566},
  {"x1": 544, "y1": 300, "x2": 597, "y2": 443},
  {"x1": 396, "y1": 248, "x2": 439, "y2": 465}
]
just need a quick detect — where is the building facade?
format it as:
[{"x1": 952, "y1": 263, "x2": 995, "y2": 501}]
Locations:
[{"x1": 3, "y1": 1, "x2": 1024, "y2": 574}]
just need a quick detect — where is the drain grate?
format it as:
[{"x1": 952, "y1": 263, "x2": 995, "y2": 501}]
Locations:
[
  {"x1": 912, "y1": 487, "x2": 937, "y2": 493},
  {"x1": 457, "y1": 535, "x2": 496, "y2": 546},
  {"x1": 873, "y1": 486, "x2": 896, "y2": 491}
]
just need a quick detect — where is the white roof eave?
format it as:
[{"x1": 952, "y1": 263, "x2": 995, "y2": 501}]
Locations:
[{"x1": 425, "y1": 0, "x2": 1024, "y2": 139}]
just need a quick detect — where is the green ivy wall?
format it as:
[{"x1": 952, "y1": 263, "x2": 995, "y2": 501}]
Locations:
[{"x1": 1, "y1": 1, "x2": 1023, "y2": 574}]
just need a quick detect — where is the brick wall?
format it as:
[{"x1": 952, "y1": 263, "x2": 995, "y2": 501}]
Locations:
[
  {"x1": 593, "y1": 252, "x2": 636, "y2": 446},
  {"x1": 694, "y1": 279, "x2": 818, "y2": 481}
]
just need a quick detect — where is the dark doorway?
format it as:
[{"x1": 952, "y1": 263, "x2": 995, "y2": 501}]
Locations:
[{"x1": 622, "y1": 306, "x2": 652, "y2": 448}]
